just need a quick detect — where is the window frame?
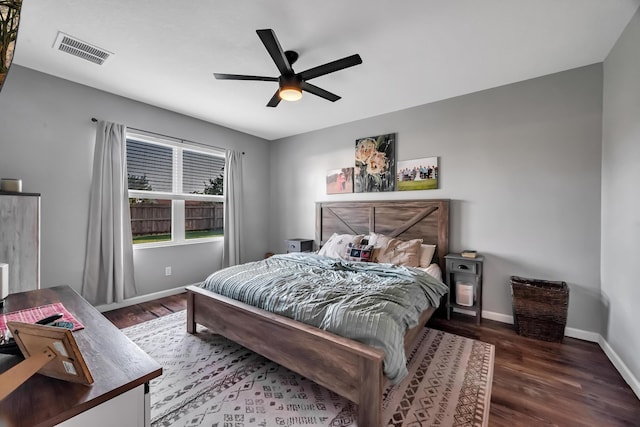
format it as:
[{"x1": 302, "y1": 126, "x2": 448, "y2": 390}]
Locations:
[{"x1": 126, "y1": 130, "x2": 225, "y2": 249}]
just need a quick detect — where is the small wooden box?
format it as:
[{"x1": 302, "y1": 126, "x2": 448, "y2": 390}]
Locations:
[{"x1": 285, "y1": 239, "x2": 313, "y2": 253}]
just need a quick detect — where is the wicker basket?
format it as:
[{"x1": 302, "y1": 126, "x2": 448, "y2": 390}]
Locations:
[{"x1": 510, "y1": 276, "x2": 569, "y2": 342}]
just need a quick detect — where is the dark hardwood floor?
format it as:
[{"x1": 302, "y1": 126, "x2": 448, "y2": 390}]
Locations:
[
  {"x1": 103, "y1": 293, "x2": 640, "y2": 426},
  {"x1": 103, "y1": 293, "x2": 187, "y2": 327}
]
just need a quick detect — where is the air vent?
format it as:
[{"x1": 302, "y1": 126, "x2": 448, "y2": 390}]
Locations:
[{"x1": 53, "y1": 32, "x2": 113, "y2": 65}]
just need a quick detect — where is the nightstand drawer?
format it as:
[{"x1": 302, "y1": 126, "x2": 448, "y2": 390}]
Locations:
[
  {"x1": 448, "y1": 259, "x2": 477, "y2": 274},
  {"x1": 285, "y1": 238, "x2": 313, "y2": 253}
]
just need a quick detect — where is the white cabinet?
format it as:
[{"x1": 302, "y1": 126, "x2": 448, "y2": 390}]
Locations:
[
  {"x1": 56, "y1": 385, "x2": 148, "y2": 427},
  {"x1": 0, "y1": 192, "x2": 40, "y2": 293}
]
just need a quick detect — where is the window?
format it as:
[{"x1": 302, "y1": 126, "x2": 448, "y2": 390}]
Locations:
[{"x1": 126, "y1": 131, "x2": 225, "y2": 246}]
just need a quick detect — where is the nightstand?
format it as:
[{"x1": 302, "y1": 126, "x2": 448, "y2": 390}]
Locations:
[
  {"x1": 445, "y1": 253, "x2": 484, "y2": 324},
  {"x1": 285, "y1": 238, "x2": 313, "y2": 253}
]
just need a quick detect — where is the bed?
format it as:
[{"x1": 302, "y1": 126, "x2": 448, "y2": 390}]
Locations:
[{"x1": 185, "y1": 199, "x2": 449, "y2": 426}]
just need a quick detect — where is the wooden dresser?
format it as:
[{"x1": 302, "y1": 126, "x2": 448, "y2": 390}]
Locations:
[{"x1": 0, "y1": 286, "x2": 162, "y2": 426}]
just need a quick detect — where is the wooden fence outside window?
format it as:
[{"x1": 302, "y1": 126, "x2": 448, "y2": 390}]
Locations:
[{"x1": 130, "y1": 202, "x2": 223, "y2": 236}]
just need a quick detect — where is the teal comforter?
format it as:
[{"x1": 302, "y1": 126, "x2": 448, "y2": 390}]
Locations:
[{"x1": 200, "y1": 253, "x2": 448, "y2": 383}]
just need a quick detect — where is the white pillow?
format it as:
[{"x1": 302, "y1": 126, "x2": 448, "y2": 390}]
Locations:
[
  {"x1": 419, "y1": 244, "x2": 437, "y2": 267},
  {"x1": 366, "y1": 232, "x2": 392, "y2": 248},
  {"x1": 422, "y1": 263, "x2": 442, "y2": 281},
  {"x1": 318, "y1": 233, "x2": 364, "y2": 259}
]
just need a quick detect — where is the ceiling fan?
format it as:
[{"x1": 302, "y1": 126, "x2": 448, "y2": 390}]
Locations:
[{"x1": 214, "y1": 29, "x2": 362, "y2": 107}]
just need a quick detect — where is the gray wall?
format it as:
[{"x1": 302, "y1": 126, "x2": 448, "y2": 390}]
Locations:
[
  {"x1": 0, "y1": 65, "x2": 270, "y2": 297},
  {"x1": 269, "y1": 64, "x2": 604, "y2": 334},
  {"x1": 602, "y1": 8, "x2": 640, "y2": 385},
  {"x1": 0, "y1": 46, "x2": 637, "y2": 391}
]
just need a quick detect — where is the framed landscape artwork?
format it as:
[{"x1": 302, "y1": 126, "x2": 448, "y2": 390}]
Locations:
[
  {"x1": 354, "y1": 133, "x2": 396, "y2": 193},
  {"x1": 326, "y1": 168, "x2": 354, "y2": 194},
  {"x1": 397, "y1": 157, "x2": 439, "y2": 191}
]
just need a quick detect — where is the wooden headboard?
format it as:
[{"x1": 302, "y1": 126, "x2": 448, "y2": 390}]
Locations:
[{"x1": 315, "y1": 199, "x2": 449, "y2": 270}]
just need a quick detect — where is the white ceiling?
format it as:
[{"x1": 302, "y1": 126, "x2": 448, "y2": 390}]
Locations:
[{"x1": 12, "y1": 0, "x2": 640, "y2": 141}]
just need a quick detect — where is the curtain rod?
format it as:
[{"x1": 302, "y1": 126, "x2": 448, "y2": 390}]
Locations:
[{"x1": 91, "y1": 117, "x2": 244, "y2": 154}]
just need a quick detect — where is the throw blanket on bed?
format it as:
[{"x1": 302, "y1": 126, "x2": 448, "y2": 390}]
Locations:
[{"x1": 200, "y1": 253, "x2": 448, "y2": 383}]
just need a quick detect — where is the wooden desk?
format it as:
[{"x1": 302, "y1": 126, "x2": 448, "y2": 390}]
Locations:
[{"x1": 0, "y1": 286, "x2": 162, "y2": 427}]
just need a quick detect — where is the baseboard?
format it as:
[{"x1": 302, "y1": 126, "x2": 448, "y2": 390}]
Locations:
[
  {"x1": 564, "y1": 327, "x2": 600, "y2": 343},
  {"x1": 599, "y1": 337, "x2": 640, "y2": 399},
  {"x1": 478, "y1": 310, "x2": 600, "y2": 343},
  {"x1": 95, "y1": 285, "x2": 193, "y2": 313},
  {"x1": 481, "y1": 310, "x2": 514, "y2": 325}
]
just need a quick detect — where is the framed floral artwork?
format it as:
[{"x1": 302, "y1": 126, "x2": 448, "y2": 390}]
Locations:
[
  {"x1": 354, "y1": 133, "x2": 396, "y2": 192},
  {"x1": 0, "y1": 0, "x2": 23, "y2": 93},
  {"x1": 326, "y1": 167, "x2": 354, "y2": 194},
  {"x1": 397, "y1": 157, "x2": 439, "y2": 191}
]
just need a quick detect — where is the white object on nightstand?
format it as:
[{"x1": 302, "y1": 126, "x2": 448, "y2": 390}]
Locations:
[{"x1": 456, "y1": 282, "x2": 474, "y2": 306}]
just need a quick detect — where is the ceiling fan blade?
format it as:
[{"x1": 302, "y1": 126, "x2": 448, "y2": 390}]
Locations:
[
  {"x1": 301, "y1": 81, "x2": 341, "y2": 102},
  {"x1": 214, "y1": 73, "x2": 278, "y2": 82},
  {"x1": 256, "y1": 29, "x2": 293, "y2": 76},
  {"x1": 299, "y1": 54, "x2": 362, "y2": 81},
  {"x1": 266, "y1": 90, "x2": 281, "y2": 107}
]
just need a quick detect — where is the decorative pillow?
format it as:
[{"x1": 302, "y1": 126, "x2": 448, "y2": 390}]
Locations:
[
  {"x1": 344, "y1": 243, "x2": 374, "y2": 262},
  {"x1": 419, "y1": 244, "x2": 437, "y2": 267},
  {"x1": 374, "y1": 237, "x2": 423, "y2": 267},
  {"x1": 317, "y1": 233, "x2": 364, "y2": 259}
]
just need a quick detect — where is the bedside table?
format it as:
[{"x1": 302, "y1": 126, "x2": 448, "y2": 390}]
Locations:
[
  {"x1": 445, "y1": 253, "x2": 484, "y2": 324},
  {"x1": 285, "y1": 238, "x2": 313, "y2": 253}
]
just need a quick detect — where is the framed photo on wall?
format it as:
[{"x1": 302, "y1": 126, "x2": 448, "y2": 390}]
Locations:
[
  {"x1": 354, "y1": 133, "x2": 396, "y2": 193},
  {"x1": 326, "y1": 168, "x2": 354, "y2": 194},
  {"x1": 397, "y1": 156, "x2": 439, "y2": 191}
]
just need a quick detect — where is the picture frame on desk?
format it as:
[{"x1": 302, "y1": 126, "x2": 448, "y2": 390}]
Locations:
[
  {"x1": 9, "y1": 321, "x2": 93, "y2": 383},
  {"x1": 0, "y1": 321, "x2": 93, "y2": 401}
]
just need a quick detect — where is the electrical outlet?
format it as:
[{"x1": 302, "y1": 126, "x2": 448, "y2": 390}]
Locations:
[{"x1": 165, "y1": 266, "x2": 172, "y2": 276}]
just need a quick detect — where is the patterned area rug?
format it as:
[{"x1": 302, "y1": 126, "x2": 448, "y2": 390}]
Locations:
[{"x1": 123, "y1": 311, "x2": 494, "y2": 427}]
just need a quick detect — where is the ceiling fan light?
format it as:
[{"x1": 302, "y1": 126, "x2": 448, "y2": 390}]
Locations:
[{"x1": 279, "y1": 86, "x2": 302, "y2": 102}]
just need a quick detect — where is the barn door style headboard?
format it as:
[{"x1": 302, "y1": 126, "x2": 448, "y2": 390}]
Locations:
[{"x1": 315, "y1": 199, "x2": 449, "y2": 270}]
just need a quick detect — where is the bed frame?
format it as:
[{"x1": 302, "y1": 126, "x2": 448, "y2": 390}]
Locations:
[{"x1": 186, "y1": 199, "x2": 449, "y2": 426}]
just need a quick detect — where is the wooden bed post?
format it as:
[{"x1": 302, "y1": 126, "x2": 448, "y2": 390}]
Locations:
[
  {"x1": 186, "y1": 291, "x2": 196, "y2": 334},
  {"x1": 359, "y1": 356, "x2": 383, "y2": 427}
]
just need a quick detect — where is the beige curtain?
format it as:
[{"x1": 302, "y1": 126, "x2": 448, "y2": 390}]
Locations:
[{"x1": 82, "y1": 120, "x2": 136, "y2": 305}]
